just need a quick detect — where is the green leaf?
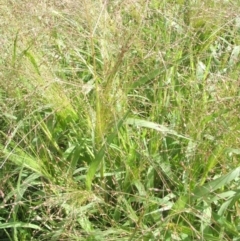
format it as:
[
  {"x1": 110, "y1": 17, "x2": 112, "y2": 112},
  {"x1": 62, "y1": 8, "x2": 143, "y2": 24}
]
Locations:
[
  {"x1": 24, "y1": 51, "x2": 41, "y2": 76},
  {"x1": 126, "y1": 118, "x2": 191, "y2": 140},
  {"x1": 212, "y1": 212, "x2": 239, "y2": 236},
  {"x1": 128, "y1": 56, "x2": 186, "y2": 93},
  {"x1": 225, "y1": 148, "x2": 240, "y2": 155},
  {"x1": 193, "y1": 167, "x2": 240, "y2": 199},
  {"x1": 171, "y1": 195, "x2": 189, "y2": 214},
  {"x1": 200, "y1": 146, "x2": 223, "y2": 185},
  {"x1": 129, "y1": 69, "x2": 162, "y2": 92},
  {"x1": 218, "y1": 190, "x2": 240, "y2": 216},
  {"x1": 12, "y1": 31, "x2": 19, "y2": 67},
  {"x1": 171, "y1": 167, "x2": 240, "y2": 215},
  {"x1": 86, "y1": 112, "x2": 129, "y2": 190},
  {"x1": 0, "y1": 222, "x2": 42, "y2": 230},
  {"x1": 0, "y1": 143, "x2": 52, "y2": 181}
]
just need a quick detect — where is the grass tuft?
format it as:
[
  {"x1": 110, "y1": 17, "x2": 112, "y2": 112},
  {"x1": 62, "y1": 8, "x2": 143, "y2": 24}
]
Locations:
[{"x1": 1, "y1": 0, "x2": 240, "y2": 240}]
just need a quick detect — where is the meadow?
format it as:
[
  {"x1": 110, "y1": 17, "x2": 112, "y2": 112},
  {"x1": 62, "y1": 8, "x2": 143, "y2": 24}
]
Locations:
[{"x1": 0, "y1": 0, "x2": 240, "y2": 240}]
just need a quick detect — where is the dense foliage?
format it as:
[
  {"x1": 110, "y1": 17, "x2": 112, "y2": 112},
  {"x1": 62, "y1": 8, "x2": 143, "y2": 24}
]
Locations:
[{"x1": 1, "y1": 0, "x2": 240, "y2": 240}]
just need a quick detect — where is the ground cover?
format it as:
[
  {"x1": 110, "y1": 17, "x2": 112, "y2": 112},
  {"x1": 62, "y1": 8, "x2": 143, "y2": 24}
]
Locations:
[{"x1": 0, "y1": 0, "x2": 240, "y2": 240}]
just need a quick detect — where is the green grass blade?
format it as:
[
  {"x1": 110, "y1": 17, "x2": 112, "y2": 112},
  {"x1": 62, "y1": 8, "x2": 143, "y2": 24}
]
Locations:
[
  {"x1": 126, "y1": 118, "x2": 191, "y2": 140},
  {"x1": 24, "y1": 51, "x2": 41, "y2": 76},
  {"x1": 0, "y1": 222, "x2": 42, "y2": 230},
  {"x1": 193, "y1": 167, "x2": 240, "y2": 199},
  {"x1": 171, "y1": 195, "x2": 189, "y2": 214},
  {"x1": 200, "y1": 146, "x2": 223, "y2": 185},
  {"x1": 1, "y1": 144, "x2": 51, "y2": 180},
  {"x1": 128, "y1": 56, "x2": 187, "y2": 93},
  {"x1": 212, "y1": 212, "x2": 239, "y2": 236},
  {"x1": 86, "y1": 112, "x2": 129, "y2": 190},
  {"x1": 12, "y1": 31, "x2": 19, "y2": 67},
  {"x1": 171, "y1": 167, "x2": 240, "y2": 214},
  {"x1": 129, "y1": 69, "x2": 163, "y2": 92}
]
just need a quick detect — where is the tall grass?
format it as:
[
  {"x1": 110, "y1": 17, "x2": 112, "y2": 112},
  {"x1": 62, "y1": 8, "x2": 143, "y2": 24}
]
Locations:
[{"x1": 1, "y1": 0, "x2": 240, "y2": 240}]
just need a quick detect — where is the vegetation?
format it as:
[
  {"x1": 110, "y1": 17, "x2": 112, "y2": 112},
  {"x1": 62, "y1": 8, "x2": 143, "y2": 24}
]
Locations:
[{"x1": 1, "y1": 0, "x2": 240, "y2": 240}]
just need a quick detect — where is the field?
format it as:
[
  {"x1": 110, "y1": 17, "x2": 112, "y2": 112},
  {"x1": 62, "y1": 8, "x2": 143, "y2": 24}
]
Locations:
[{"x1": 1, "y1": 0, "x2": 240, "y2": 240}]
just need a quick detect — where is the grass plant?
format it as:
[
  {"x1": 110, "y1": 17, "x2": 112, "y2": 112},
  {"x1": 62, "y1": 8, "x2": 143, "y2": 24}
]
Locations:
[{"x1": 1, "y1": 0, "x2": 240, "y2": 240}]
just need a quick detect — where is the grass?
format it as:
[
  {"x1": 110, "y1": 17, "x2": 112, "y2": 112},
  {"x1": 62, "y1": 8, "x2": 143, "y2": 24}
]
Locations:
[{"x1": 0, "y1": 0, "x2": 240, "y2": 240}]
